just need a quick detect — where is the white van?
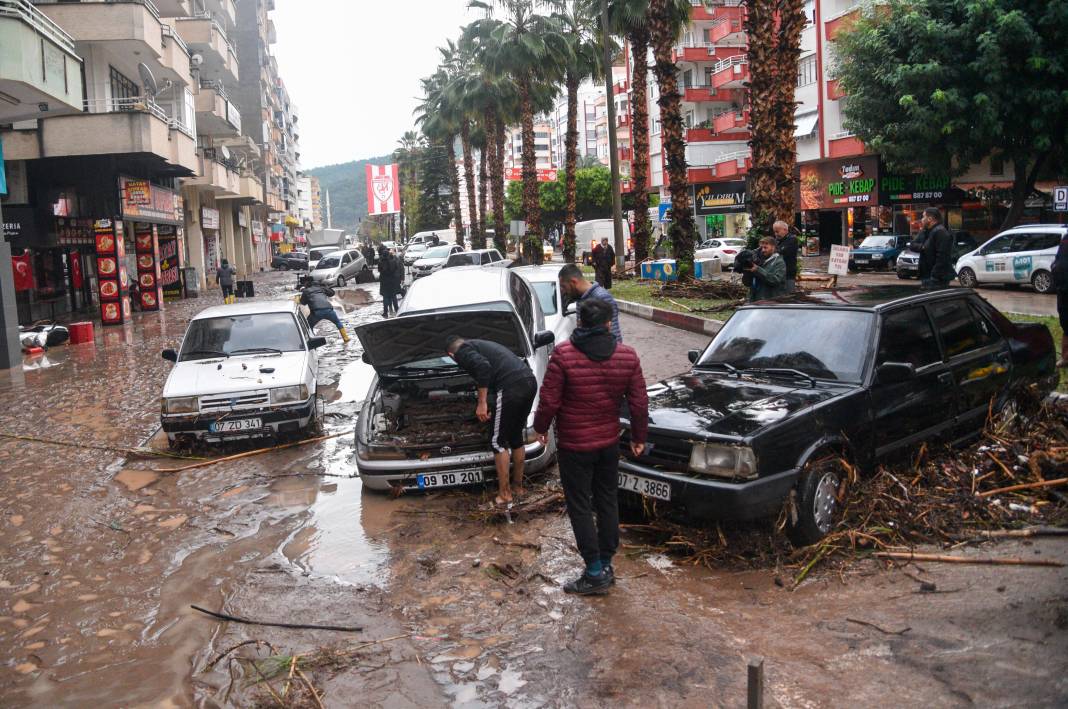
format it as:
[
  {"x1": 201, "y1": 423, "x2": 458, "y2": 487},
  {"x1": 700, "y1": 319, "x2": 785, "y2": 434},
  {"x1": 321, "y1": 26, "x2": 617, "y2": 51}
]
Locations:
[
  {"x1": 576, "y1": 219, "x2": 616, "y2": 264},
  {"x1": 955, "y1": 224, "x2": 1065, "y2": 294},
  {"x1": 408, "y1": 229, "x2": 456, "y2": 247}
]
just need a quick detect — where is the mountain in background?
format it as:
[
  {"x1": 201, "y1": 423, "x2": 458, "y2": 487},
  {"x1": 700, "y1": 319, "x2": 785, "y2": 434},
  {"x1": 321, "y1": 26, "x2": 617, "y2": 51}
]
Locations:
[{"x1": 306, "y1": 155, "x2": 391, "y2": 233}]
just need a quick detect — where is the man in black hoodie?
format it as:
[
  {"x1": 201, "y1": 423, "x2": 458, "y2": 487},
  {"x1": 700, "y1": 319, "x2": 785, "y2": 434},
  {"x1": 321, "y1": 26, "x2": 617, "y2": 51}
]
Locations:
[
  {"x1": 911, "y1": 208, "x2": 954, "y2": 289},
  {"x1": 446, "y1": 335, "x2": 538, "y2": 505}
]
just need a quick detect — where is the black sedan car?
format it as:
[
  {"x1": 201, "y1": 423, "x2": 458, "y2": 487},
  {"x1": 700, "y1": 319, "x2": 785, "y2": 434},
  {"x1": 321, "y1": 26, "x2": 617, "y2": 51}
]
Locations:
[
  {"x1": 619, "y1": 287, "x2": 1056, "y2": 546},
  {"x1": 272, "y1": 251, "x2": 308, "y2": 271}
]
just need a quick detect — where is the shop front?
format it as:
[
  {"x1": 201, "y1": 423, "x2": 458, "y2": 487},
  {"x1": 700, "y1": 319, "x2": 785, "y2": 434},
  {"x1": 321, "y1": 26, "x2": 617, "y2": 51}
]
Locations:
[
  {"x1": 113, "y1": 177, "x2": 184, "y2": 321},
  {"x1": 201, "y1": 205, "x2": 221, "y2": 280},
  {"x1": 796, "y1": 156, "x2": 880, "y2": 251},
  {"x1": 692, "y1": 181, "x2": 749, "y2": 240},
  {"x1": 877, "y1": 172, "x2": 970, "y2": 237}
]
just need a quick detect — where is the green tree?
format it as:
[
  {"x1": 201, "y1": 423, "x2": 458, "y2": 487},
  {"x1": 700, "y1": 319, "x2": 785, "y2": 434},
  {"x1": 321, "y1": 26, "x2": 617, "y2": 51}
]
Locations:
[
  {"x1": 835, "y1": 0, "x2": 1068, "y2": 228},
  {"x1": 416, "y1": 65, "x2": 466, "y2": 246},
  {"x1": 417, "y1": 143, "x2": 454, "y2": 231},
  {"x1": 504, "y1": 166, "x2": 613, "y2": 225}
]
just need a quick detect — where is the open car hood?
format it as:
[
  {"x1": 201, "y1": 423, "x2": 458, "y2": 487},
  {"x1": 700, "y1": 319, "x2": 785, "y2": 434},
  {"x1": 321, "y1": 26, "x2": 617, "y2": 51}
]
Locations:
[{"x1": 354, "y1": 306, "x2": 529, "y2": 373}]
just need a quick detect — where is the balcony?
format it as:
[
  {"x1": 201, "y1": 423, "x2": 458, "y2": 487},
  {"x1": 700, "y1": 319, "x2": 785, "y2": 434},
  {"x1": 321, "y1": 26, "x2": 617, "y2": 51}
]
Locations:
[
  {"x1": 615, "y1": 113, "x2": 631, "y2": 128},
  {"x1": 686, "y1": 127, "x2": 716, "y2": 142},
  {"x1": 186, "y1": 153, "x2": 240, "y2": 195},
  {"x1": 172, "y1": 15, "x2": 239, "y2": 83},
  {"x1": 713, "y1": 109, "x2": 749, "y2": 134},
  {"x1": 708, "y1": 17, "x2": 745, "y2": 44},
  {"x1": 825, "y1": 6, "x2": 859, "y2": 41},
  {"x1": 710, "y1": 56, "x2": 749, "y2": 89},
  {"x1": 828, "y1": 132, "x2": 865, "y2": 158},
  {"x1": 40, "y1": 97, "x2": 197, "y2": 174},
  {"x1": 267, "y1": 18, "x2": 276, "y2": 43},
  {"x1": 202, "y1": 0, "x2": 236, "y2": 28},
  {"x1": 195, "y1": 80, "x2": 241, "y2": 135},
  {"x1": 691, "y1": 0, "x2": 742, "y2": 22},
  {"x1": 687, "y1": 150, "x2": 751, "y2": 182},
  {"x1": 683, "y1": 85, "x2": 718, "y2": 103},
  {"x1": 159, "y1": 24, "x2": 193, "y2": 87},
  {"x1": 827, "y1": 78, "x2": 845, "y2": 100},
  {"x1": 612, "y1": 80, "x2": 628, "y2": 96},
  {"x1": 0, "y1": 0, "x2": 84, "y2": 122}
]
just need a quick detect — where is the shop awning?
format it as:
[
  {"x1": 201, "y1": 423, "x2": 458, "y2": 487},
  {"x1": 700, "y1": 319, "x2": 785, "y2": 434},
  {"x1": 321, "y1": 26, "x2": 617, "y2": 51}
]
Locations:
[{"x1": 794, "y1": 111, "x2": 819, "y2": 138}]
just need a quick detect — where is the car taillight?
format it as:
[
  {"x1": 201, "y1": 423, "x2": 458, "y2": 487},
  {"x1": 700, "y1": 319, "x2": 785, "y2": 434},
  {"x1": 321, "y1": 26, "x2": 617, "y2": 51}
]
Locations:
[{"x1": 722, "y1": 249, "x2": 737, "y2": 255}]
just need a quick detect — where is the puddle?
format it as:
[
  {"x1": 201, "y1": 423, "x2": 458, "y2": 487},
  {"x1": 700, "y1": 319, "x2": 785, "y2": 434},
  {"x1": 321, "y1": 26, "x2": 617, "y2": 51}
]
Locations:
[{"x1": 115, "y1": 469, "x2": 160, "y2": 492}]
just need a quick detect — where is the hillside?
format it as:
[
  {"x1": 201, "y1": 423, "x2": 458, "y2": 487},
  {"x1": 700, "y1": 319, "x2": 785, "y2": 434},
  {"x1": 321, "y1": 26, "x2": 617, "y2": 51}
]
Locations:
[{"x1": 306, "y1": 155, "x2": 392, "y2": 233}]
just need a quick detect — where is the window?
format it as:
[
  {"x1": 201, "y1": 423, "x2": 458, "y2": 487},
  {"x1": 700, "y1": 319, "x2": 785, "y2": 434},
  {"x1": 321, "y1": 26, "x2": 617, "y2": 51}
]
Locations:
[
  {"x1": 109, "y1": 66, "x2": 139, "y2": 109},
  {"x1": 930, "y1": 299, "x2": 989, "y2": 358},
  {"x1": 979, "y1": 236, "x2": 1014, "y2": 255},
  {"x1": 990, "y1": 154, "x2": 1004, "y2": 176},
  {"x1": 509, "y1": 273, "x2": 535, "y2": 339},
  {"x1": 878, "y1": 307, "x2": 941, "y2": 369},
  {"x1": 968, "y1": 303, "x2": 1003, "y2": 349},
  {"x1": 804, "y1": 0, "x2": 816, "y2": 24},
  {"x1": 1016, "y1": 233, "x2": 1061, "y2": 252},
  {"x1": 797, "y1": 55, "x2": 817, "y2": 87}
]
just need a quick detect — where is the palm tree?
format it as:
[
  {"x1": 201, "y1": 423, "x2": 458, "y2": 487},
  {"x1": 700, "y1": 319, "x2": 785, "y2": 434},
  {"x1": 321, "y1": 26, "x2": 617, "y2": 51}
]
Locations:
[
  {"x1": 605, "y1": 0, "x2": 652, "y2": 263},
  {"x1": 647, "y1": 0, "x2": 696, "y2": 273},
  {"x1": 467, "y1": 1, "x2": 568, "y2": 264}
]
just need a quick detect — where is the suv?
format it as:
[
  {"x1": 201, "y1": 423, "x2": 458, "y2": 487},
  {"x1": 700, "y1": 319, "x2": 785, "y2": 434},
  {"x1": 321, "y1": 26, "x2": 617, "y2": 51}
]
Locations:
[
  {"x1": 272, "y1": 251, "x2": 308, "y2": 271},
  {"x1": 617, "y1": 287, "x2": 1056, "y2": 546},
  {"x1": 955, "y1": 224, "x2": 1065, "y2": 293},
  {"x1": 896, "y1": 231, "x2": 977, "y2": 280}
]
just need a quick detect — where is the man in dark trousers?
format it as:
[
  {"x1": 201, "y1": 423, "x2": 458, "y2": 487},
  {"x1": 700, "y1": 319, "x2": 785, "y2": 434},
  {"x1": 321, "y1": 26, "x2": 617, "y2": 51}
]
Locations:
[
  {"x1": 299, "y1": 282, "x2": 349, "y2": 343},
  {"x1": 446, "y1": 335, "x2": 538, "y2": 506},
  {"x1": 558, "y1": 263, "x2": 622, "y2": 342},
  {"x1": 594, "y1": 237, "x2": 616, "y2": 289},
  {"x1": 911, "y1": 208, "x2": 954, "y2": 289},
  {"x1": 377, "y1": 245, "x2": 402, "y2": 317},
  {"x1": 773, "y1": 221, "x2": 799, "y2": 292},
  {"x1": 533, "y1": 298, "x2": 648, "y2": 595}
]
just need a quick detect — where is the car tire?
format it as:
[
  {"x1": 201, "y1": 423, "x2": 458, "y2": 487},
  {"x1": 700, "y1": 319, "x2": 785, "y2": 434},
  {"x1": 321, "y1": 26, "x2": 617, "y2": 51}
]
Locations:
[
  {"x1": 786, "y1": 457, "x2": 848, "y2": 547},
  {"x1": 957, "y1": 267, "x2": 978, "y2": 288},
  {"x1": 896, "y1": 270, "x2": 909, "y2": 280},
  {"x1": 278, "y1": 263, "x2": 288, "y2": 271},
  {"x1": 336, "y1": 275, "x2": 346, "y2": 288},
  {"x1": 1031, "y1": 269, "x2": 1053, "y2": 294}
]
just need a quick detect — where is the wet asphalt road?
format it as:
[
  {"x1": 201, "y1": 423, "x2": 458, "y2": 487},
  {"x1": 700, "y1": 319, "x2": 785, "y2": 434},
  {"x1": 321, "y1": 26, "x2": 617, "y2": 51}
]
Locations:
[{"x1": 0, "y1": 271, "x2": 1065, "y2": 707}]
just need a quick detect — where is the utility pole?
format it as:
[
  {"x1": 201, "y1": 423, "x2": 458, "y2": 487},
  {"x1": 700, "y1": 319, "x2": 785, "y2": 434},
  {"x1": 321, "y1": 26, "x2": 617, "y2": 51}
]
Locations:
[
  {"x1": 324, "y1": 189, "x2": 332, "y2": 228},
  {"x1": 601, "y1": 0, "x2": 625, "y2": 272}
]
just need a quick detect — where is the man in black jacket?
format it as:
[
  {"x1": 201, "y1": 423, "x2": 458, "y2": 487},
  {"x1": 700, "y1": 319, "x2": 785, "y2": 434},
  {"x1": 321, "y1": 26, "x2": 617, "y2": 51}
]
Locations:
[
  {"x1": 446, "y1": 335, "x2": 537, "y2": 506},
  {"x1": 773, "y1": 220, "x2": 799, "y2": 292},
  {"x1": 299, "y1": 283, "x2": 349, "y2": 342},
  {"x1": 377, "y1": 246, "x2": 402, "y2": 317},
  {"x1": 912, "y1": 208, "x2": 954, "y2": 289},
  {"x1": 1053, "y1": 229, "x2": 1068, "y2": 367}
]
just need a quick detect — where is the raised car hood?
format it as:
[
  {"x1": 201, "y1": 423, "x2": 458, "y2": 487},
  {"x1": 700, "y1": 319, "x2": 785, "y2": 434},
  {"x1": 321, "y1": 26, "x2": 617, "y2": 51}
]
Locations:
[
  {"x1": 163, "y1": 351, "x2": 307, "y2": 398},
  {"x1": 645, "y1": 372, "x2": 841, "y2": 439},
  {"x1": 355, "y1": 308, "x2": 528, "y2": 373}
]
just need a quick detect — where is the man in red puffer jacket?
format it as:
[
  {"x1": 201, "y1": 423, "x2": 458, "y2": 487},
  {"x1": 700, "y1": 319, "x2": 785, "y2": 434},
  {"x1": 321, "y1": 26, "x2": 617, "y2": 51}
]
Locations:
[{"x1": 534, "y1": 298, "x2": 649, "y2": 595}]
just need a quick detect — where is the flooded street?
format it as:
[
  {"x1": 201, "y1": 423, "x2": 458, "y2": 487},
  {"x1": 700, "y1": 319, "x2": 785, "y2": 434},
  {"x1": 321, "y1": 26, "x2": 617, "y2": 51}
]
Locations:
[{"x1": 0, "y1": 272, "x2": 1065, "y2": 707}]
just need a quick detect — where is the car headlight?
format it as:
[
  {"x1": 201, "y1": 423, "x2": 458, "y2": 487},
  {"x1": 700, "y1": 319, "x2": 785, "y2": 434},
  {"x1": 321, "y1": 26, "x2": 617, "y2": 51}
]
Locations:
[
  {"x1": 162, "y1": 396, "x2": 199, "y2": 415},
  {"x1": 688, "y1": 443, "x2": 757, "y2": 479},
  {"x1": 271, "y1": 384, "x2": 310, "y2": 405},
  {"x1": 871, "y1": 253, "x2": 883, "y2": 260}
]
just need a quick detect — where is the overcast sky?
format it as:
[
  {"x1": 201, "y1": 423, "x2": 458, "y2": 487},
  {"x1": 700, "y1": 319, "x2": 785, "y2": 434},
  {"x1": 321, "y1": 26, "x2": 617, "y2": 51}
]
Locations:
[{"x1": 271, "y1": 1, "x2": 478, "y2": 169}]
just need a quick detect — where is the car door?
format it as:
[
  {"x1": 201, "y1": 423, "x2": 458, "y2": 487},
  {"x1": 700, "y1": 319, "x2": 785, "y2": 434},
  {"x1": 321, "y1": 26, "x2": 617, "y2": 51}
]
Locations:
[
  {"x1": 976, "y1": 235, "x2": 1016, "y2": 283},
  {"x1": 869, "y1": 305, "x2": 959, "y2": 456},
  {"x1": 296, "y1": 310, "x2": 319, "y2": 381}
]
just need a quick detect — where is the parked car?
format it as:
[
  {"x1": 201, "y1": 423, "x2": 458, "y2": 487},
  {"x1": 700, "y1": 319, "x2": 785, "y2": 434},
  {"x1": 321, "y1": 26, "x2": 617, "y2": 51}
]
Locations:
[
  {"x1": 403, "y1": 242, "x2": 429, "y2": 266},
  {"x1": 272, "y1": 251, "x2": 308, "y2": 271},
  {"x1": 955, "y1": 224, "x2": 1065, "y2": 294},
  {"x1": 444, "y1": 249, "x2": 507, "y2": 269},
  {"x1": 617, "y1": 286, "x2": 1056, "y2": 546},
  {"x1": 512, "y1": 264, "x2": 577, "y2": 348},
  {"x1": 849, "y1": 234, "x2": 910, "y2": 271},
  {"x1": 896, "y1": 231, "x2": 977, "y2": 279},
  {"x1": 159, "y1": 300, "x2": 326, "y2": 447},
  {"x1": 695, "y1": 238, "x2": 747, "y2": 270},
  {"x1": 411, "y1": 244, "x2": 464, "y2": 279},
  {"x1": 308, "y1": 249, "x2": 369, "y2": 287},
  {"x1": 353, "y1": 268, "x2": 559, "y2": 492}
]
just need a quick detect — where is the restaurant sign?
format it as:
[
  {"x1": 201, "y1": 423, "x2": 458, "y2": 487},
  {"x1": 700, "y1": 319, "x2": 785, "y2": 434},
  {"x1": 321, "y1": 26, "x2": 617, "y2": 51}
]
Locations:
[
  {"x1": 693, "y1": 181, "x2": 747, "y2": 214},
  {"x1": 879, "y1": 173, "x2": 965, "y2": 204},
  {"x1": 118, "y1": 177, "x2": 182, "y2": 225}
]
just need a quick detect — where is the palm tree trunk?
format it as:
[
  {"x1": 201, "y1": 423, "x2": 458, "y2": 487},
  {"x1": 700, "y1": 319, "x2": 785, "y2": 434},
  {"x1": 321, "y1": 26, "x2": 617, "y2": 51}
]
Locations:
[
  {"x1": 563, "y1": 71, "x2": 579, "y2": 264},
  {"x1": 477, "y1": 134, "x2": 488, "y2": 249},
  {"x1": 518, "y1": 78, "x2": 542, "y2": 264},
  {"x1": 629, "y1": 26, "x2": 652, "y2": 264},
  {"x1": 649, "y1": 0, "x2": 695, "y2": 274},
  {"x1": 461, "y1": 120, "x2": 479, "y2": 250},
  {"x1": 447, "y1": 135, "x2": 465, "y2": 247},
  {"x1": 492, "y1": 115, "x2": 508, "y2": 255}
]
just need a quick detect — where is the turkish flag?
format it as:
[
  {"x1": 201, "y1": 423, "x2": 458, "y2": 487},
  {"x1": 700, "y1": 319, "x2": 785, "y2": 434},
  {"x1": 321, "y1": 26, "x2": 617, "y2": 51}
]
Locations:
[
  {"x1": 366, "y1": 163, "x2": 401, "y2": 215},
  {"x1": 11, "y1": 253, "x2": 34, "y2": 292},
  {"x1": 70, "y1": 252, "x2": 84, "y2": 289}
]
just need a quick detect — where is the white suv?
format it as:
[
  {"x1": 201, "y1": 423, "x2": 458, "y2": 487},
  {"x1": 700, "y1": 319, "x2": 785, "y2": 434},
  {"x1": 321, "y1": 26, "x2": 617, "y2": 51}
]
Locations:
[{"x1": 955, "y1": 224, "x2": 1065, "y2": 294}]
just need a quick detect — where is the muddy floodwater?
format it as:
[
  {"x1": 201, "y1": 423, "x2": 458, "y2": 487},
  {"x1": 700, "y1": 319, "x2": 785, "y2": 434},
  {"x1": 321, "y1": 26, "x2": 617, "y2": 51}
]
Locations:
[{"x1": 0, "y1": 272, "x2": 1065, "y2": 707}]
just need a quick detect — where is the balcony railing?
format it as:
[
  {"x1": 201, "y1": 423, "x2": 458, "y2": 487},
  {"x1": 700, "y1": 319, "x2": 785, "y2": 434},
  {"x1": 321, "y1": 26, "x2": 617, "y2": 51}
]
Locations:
[
  {"x1": 34, "y1": 0, "x2": 161, "y2": 19},
  {"x1": 0, "y1": 0, "x2": 77, "y2": 53},
  {"x1": 712, "y1": 55, "x2": 747, "y2": 74},
  {"x1": 160, "y1": 22, "x2": 190, "y2": 55},
  {"x1": 83, "y1": 97, "x2": 195, "y2": 139}
]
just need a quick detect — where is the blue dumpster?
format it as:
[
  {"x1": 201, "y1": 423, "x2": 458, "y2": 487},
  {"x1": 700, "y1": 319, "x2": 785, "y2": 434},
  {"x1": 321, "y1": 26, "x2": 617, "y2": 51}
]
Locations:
[{"x1": 640, "y1": 259, "x2": 679, "y2": 281}]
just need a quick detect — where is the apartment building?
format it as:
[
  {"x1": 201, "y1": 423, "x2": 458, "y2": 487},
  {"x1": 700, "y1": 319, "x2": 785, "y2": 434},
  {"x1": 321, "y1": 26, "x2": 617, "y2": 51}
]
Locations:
[
  {"x1": 547, "y1": 81, "x2": 602, "y2": 168},
  {"x1": 308, "y1": 175, "x2": 322, "y2": 230},
  {"x1": 502, "y1": 123, "x2": 556, "y2": 172}
]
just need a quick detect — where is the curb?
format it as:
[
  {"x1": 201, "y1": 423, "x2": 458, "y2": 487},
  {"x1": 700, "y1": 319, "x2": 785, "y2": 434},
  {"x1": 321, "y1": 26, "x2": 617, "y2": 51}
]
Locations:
[{"x1": 616, "y1": 299, "x2": 724, "y2": 338}]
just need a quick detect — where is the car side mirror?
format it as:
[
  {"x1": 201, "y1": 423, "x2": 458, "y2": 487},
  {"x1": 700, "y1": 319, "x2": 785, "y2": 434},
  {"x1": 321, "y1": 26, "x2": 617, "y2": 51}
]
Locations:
[
  {"x1": 876, "y1": 361, "x2": 915, "y2": 384},
  {"x1": 308, "y1": 336, "x2": 327, "y2": 349},
  {"x1": 564, "y1": 302, "x2": 577, "y2": 317},
  {"x1": 162, "y1": 349, "x2": 178, "y2": 362},
  {"x1": 533, "y1": 330, "x2": 555, "y2": 349},
  {"x1": 688, "y1": 349, "x2": 701, "y2": 364}
]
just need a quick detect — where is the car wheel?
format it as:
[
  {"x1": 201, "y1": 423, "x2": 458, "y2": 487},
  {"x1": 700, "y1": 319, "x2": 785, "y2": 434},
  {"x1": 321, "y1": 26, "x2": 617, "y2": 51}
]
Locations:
[
  {"x1": 786, "y1": 457, "x2": 848, "y2": 547},
  {"x1": 957, "y1": 267, "x2": 978, "y2": 288},
  {"x1": 887, "y1": 258, "x2": 896, "y2": 270},
  {"x1": 1031, "y1": 269, "x2": 1053, "y2": 294},
  {"x1": 896, "y1": 270, "x2": 909, "y2": 280},
  {"x1": 336, "y1": 275, "x2": 346, "y2": 288},
  {"x1": 278, "y1": 263, "x2": 288, "y2": 271}
]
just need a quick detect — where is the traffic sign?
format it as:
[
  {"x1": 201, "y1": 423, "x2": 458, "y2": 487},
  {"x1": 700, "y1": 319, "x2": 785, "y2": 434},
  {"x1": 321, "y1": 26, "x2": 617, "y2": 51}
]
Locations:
[{"x1": 1054, "y1": 185, "x2": 1068, "y2": 212}]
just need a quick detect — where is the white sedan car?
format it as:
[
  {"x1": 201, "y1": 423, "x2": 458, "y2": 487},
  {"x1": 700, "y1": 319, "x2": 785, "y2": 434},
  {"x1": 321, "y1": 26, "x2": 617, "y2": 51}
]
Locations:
[
  {"x1": 160, "y1": 301, "x2": 324, "y2": 447},
  {"x1": 411, "y1": 244, "x2": 464, "y2": 279},
  {"x1": 695, "y1": 238, "x2": 747, "y2": 270},
  {"x1": 955, "y1": 224, "x2": 1064, "y2": 294},
  {"x1": 512, "y1": 264, "x2": 576, "y2": 349}
]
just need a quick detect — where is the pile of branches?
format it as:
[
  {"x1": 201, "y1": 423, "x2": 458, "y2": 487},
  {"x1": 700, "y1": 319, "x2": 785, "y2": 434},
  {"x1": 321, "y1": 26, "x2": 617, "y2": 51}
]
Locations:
[
  {"x1": 625, "y1": 390, "x2": 1068, "y2": 581},
  {"x1": 658, "y1": 279, "x2": 749, "y2": 301}
]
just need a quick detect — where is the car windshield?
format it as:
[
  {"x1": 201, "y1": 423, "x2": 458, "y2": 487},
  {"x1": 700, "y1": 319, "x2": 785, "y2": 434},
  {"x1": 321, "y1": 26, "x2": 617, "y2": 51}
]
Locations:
[
  {"x1": 448, "y1": 253, "x2": 479, "y2": 266},
  {"x1": 858, "y1": 236, "x2": 896, "y2": 249},
  {"x1": 530, "y1": 281, "x2": 558, "y2": 315},
  {"x1": 310, "y1": 248, "x2": 333, "y2": 259},
  {"x1": 316, "y1": 256, "x2": 340, "y2": 269},
  {"x1": 423, "y1": 246, "x2": 453, "y2": 259},
  {"x1": 180, "y1": 313, "x2": 304, "y2": 361},
  {"x1": 698, "y1": 308, "x2": 874, "y2": 382},
  {"x1": 407, "y1": 243, "x2": 427, "y2": 254}
]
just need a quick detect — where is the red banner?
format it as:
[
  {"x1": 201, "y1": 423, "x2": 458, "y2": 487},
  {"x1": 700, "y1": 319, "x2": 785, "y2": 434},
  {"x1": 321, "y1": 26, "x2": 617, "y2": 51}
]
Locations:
[
  {"x1": 11, "y1": 253, "x2": 34, "y2": 291},
  {"x1": 505, "y1": 167, "x2": 558, "y2": 182},
  {"x1": 366, "y1": 163, "x2": 401, "y2": 215}
]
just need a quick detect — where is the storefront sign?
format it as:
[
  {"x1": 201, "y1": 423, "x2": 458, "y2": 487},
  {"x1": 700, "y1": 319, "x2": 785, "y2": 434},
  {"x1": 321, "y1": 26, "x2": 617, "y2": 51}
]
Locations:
[
  {"x1": 693, "y1": 181, "x2": 747, "y2": 214},
  {"x1": 1054, "y1": 186, "x2": 1068, "y2": 212},
  {"x1": 94, "y1": 220, "x2": 130, "y2": 325},
  {"x1": 119, "y1": 177, "x2": 182, "y2": 225},
  {"x1": 237, "y1": 210, "x2": 248, "y2": 228},
  {"x1": 251, "y1": 220, "x2": 265, "y2": 244},
  {"x1": 56, "y1": 217, "x2": 95, "y2": 246},
  {"x1": 201, "y1": 207, "x2": 220, "y2": 230},
  {"x1": 134, "y1": 223, "x2": 163, "y2": 311},
  {"x1": 879, "y1": 173, "x2": 967, "y2": 205},
  {"x1": 797, "y1": 156, "x2": 880, "y2": 210},
  {"x1": 2, "y1": 206, "x2": 37, "y2": 241},
  {"x1": 204, "y1": 232, "x2": 219, "y2": 276},
  {"x1": 828, "y1": 244, "x2": 851, "y2": 275}
]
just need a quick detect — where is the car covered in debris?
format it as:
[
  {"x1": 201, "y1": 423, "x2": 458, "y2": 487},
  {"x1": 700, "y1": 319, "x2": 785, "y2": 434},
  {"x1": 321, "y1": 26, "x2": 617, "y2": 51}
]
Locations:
[
  {"x1": 618, "y1": 287, "x2": 1056, "y2": 546},
  {"x1": 353, "y1": 268, "x2": 559, "y2": 492},
  {"x1": 160, "y1": 301, "x2": 326, "y2": 447}
]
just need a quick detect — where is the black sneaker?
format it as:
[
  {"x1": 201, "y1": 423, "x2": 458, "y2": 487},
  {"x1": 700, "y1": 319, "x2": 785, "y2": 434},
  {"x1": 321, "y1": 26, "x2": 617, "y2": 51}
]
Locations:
[
  {"x1": 603, "y1": 564, "x2": 616, "y2": 586},
  {"x1": 563, "y1": 571, "x2": 611, "y2": 596}
]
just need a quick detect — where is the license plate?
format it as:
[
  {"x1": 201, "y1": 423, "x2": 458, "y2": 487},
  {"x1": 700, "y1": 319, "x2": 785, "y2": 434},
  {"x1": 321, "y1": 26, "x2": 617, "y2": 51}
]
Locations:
[
  {"x1": 209, "y1": 417, "x2": 262, "y2": 433},
  {"x1": 414, "y1": 469, "x2": 484, "y2": 490},
  {"x1": 618, "y1": 471, "x2": 671, "y2": 501}
]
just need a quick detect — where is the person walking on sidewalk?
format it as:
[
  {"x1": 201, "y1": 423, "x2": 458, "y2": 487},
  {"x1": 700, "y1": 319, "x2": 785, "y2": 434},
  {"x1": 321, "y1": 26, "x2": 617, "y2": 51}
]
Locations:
[
  {"x1": 446, "y1": 335, "x2": 538, "y2": 506},
  {"x1": 378, "y1": 246, "x2": 402, "y2": 317},
  {"x1": 594, "y1": 237, "x2": 616, "y2": 289},
  {"x1": 558, "y1": 263, "x2": 622, "y2": 342},
  {"x1": 299, "y1": 282, "x2": 350, "y2": 343},
  {"x1": 533, "y1": 298, "x2": 648, "y2": 595},
  {"x1": 216, "y1": 258, "x2": 237, "y2": 304},
  {"x1": 1053, "y1": 228, "x2": 1068, "y2": 367},
  {"x1": 774, "y1": 221, "x2": 799, "y2": 292}
]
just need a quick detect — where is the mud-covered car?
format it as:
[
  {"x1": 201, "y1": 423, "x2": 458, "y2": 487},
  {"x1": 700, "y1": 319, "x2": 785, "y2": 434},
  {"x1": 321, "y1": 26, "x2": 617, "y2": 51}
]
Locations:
[
  {"x1": 353, "y1": 268, "x2": 558, "y2": 492},
  {"x1": 618, "y1": 287, "x2": 1056, "y2": 546}
]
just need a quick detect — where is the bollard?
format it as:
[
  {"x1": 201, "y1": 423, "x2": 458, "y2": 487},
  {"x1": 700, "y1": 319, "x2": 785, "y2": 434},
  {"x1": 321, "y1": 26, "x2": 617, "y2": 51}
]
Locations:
[{"x1": 747, "y1": 656, "x2": 764, "y2": 709}]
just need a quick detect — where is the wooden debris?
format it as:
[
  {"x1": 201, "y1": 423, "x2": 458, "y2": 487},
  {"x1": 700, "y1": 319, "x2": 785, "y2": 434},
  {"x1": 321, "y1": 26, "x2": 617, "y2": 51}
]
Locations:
[
  {"x1": 977, "y1": 476, "x2": 1068, "y2": 498},
  {"x1": 875, "y1": 551, "x2": 1064, "y2": 568},
  {"x1": 191, "y1": 604, "x2": 364, "y2": 633}
]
